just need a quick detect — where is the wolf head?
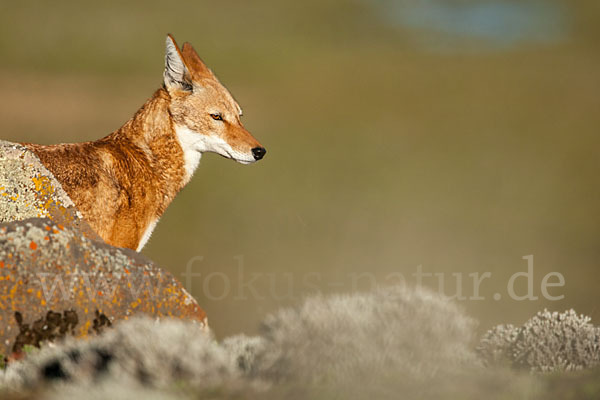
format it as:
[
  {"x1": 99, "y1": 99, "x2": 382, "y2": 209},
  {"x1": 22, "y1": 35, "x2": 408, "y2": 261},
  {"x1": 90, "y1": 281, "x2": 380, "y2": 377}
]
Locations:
[{"x1": 163, "y1": 35, "x2": 265, "y2": 178}]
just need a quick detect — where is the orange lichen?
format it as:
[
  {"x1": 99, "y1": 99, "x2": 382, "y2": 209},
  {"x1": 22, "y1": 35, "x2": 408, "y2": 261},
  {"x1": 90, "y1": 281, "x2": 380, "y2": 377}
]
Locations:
[{"x1": 0, "y1": 219, "x2": 206, "y2": 356}]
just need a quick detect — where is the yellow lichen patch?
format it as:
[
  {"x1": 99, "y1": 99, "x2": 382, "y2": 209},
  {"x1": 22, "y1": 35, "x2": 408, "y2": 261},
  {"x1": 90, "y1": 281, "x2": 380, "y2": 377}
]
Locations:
[
  {"x1": 30, "y1": 175, "x2": 76, "y2": 225},
  {"x1": 9, "y1": 284, "x2": 17, "y2": 299},
  {"x1": 31, "y1": 175, "x2": 55, "y2": 195}
]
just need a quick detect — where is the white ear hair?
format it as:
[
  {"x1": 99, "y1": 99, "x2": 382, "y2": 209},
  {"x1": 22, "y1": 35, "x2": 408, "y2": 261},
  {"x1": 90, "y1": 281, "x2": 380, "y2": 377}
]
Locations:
[{"x1": 164, "y1": 35, "x2": 192, "y2": 91}]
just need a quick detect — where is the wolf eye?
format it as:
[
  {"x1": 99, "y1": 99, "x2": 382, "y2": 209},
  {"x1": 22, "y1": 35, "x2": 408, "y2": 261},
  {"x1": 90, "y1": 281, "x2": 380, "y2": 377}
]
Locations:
[{"x1": 210, "y1": 113, "x2": 223, "y2": 121}]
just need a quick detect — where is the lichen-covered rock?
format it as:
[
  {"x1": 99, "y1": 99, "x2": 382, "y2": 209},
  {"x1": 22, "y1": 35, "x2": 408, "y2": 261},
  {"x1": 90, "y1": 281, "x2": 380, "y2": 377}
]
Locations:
[
  {"x1": 477, "y1": 309, "x2": 600, "y2": 372},
  {"x1": 0, "y1": 140, "x2": 99, "y2": 241},
  {"x1": 0, "y1": 218, "x2": 207, "y2": 356}
]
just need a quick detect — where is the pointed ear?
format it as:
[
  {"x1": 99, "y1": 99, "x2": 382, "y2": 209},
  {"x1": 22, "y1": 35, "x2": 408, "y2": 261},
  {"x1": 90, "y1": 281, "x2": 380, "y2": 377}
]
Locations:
[
  {"x1": 181, "y1": 42, "x2": 217, "y2": 81},
  {"x1": 164, "y1": 34, "x2": 193, "y2": 92}
]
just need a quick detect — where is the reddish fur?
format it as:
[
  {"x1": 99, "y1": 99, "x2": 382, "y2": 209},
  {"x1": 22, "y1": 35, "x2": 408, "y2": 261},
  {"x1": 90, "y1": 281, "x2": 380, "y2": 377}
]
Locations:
[
  {"x1": 181, "y1": 42, "x2": 214, "y2": 80},
  {"x1": 21, "y1": 37, "x2": 263, "y2": 250}
]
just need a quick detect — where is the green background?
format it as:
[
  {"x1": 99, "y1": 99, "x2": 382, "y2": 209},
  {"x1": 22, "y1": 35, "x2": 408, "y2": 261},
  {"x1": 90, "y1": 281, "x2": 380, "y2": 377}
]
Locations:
[{"x1": 1, "y1": 0, "x2": 598, "y2": 338}]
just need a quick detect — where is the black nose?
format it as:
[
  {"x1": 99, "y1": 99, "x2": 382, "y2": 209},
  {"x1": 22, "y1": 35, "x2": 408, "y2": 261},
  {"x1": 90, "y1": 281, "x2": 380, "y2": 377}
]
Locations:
[{"x1": 252, "y1": 147, "x2": 266, "y2": 160}]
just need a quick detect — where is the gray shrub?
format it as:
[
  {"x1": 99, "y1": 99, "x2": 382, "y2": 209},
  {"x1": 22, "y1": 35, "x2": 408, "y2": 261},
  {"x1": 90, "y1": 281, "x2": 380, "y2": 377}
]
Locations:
[
  {"x1": 251, "y1": 286, "x2": 479, "y2": 383},
  {"x1": 1, "y1": 317, "x2": 242, "y2": 392},
  {"x1": 478, "y1": 309, "x2": 600, "y2": 372}
]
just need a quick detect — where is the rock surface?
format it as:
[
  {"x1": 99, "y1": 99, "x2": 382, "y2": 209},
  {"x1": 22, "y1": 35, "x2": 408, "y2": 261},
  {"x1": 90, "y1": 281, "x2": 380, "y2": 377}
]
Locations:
[
  {"x1": 0, "y1": 218, "x2": 207, "y2": 356},
  {"x1": 0, "y1": 140, "x2": 99, "y2": 241}
]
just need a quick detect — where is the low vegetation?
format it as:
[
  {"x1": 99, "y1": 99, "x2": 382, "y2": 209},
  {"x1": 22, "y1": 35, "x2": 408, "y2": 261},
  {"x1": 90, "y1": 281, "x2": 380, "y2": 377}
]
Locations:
[{"x1": 0, "y1": 286, "x2": 598, "y2": 399}]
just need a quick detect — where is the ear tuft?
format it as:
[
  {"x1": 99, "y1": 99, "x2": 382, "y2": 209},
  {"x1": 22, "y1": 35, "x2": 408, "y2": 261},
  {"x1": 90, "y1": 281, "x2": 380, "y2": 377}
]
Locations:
[{"x1": 164, "y1": 34, "x2": 193, "y2": 92}]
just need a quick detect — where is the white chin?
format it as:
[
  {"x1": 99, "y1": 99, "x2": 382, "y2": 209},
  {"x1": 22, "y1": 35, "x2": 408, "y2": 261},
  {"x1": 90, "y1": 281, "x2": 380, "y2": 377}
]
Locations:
[
  {"x1": 213, "y1": 149, "x2": 255, "y2": 164},
  {"x1": 234, "y1": 158, "x2": 255, "y2": 165}
]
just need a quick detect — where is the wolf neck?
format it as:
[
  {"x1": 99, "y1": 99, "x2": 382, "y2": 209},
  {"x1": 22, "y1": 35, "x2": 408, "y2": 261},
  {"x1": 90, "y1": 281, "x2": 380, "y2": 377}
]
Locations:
[
  {"x1": 112, "y1": 87, "x2": 197, "y2": 191},
  {"x1": 174, "y1": 125, "x2": 203, "y2": 183},
  {"x1": 116, "y1": 88, "x2": 202, "y2": 186},
  {"x1": 106, "y1": 88, "x2": 198, "y2": 236},
  {"x1": 97, "y1": 87, "x2": 205, "y2": 250}
]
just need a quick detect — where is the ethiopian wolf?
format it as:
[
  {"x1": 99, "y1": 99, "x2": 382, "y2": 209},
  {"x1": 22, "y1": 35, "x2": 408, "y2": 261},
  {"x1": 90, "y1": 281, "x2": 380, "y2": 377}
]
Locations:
[{"x1": 22, "y1": 34, "x2": 266, "y2": 251}]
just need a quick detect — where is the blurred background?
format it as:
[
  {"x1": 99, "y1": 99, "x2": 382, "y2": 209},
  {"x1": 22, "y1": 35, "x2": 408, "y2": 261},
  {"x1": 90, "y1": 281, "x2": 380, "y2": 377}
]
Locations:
[{"x1": 0, "y1": 0, "x2": 598, "y2": 339}]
